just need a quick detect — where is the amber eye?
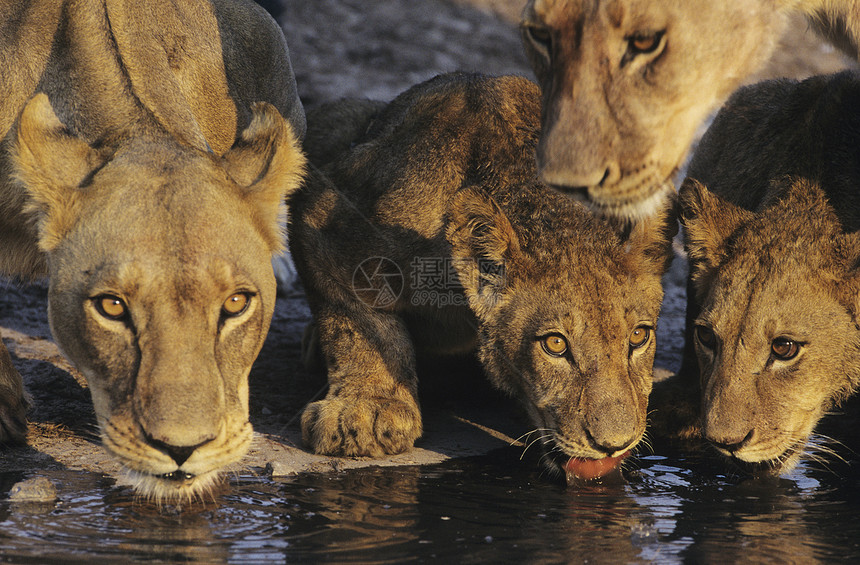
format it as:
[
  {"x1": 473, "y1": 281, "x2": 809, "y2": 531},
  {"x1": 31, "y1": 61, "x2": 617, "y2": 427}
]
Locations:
[
  {"x1": 771, "y1": 337, "x2": 800, "y2": 361},
  {"x1": 629, "y1": 326, "x2": 651, "y2": 349},
  {"x1": 524, "y1": 25, "x2": 552, "y2": 54},
  {"x1": 94, "y1": 295, "x2": 127, "y2": 320},
  {"x1": 540, "y1": 333, "x2": 568, "y2": 357},
  {"x1": 695, "y1": 325, "x2": 716, "y2": 350},
  {"x1": 222, "y1": 293, "x2": 250, "y2": 317},
  {"x1": 628, "y1": 31, "x2": 664, "y2": 55}
]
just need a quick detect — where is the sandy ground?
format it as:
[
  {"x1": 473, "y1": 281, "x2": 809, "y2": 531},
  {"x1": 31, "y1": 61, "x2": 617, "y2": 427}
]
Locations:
[{"x1": 0, "y1": 1, "x2": 855, "y2": 485}]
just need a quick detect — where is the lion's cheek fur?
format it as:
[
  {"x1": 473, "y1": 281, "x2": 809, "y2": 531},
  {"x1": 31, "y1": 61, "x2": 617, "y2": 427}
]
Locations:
[
  {"x1": 47, "y1": 285, "x2": 138, "y2": 417},
  {"x1": 215, "y1": 290, "x2": 273, "y2": 414}
]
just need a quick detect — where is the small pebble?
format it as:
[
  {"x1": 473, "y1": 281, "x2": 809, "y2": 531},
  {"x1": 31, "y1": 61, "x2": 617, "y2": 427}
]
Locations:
[
  {"x1": 9, "y1": 476, "x2": 57, "y2": 503},
  {"x1": 266, "y1": 460, "x2": 295, "y2": 477}
]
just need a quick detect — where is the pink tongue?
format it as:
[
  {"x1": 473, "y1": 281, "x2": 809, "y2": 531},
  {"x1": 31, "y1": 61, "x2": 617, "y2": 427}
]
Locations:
[{"x1": 564, "y1": 451, "x2": 630, "y2": 481}]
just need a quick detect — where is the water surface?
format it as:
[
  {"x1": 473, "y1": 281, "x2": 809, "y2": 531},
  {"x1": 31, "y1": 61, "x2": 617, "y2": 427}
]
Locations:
[{"x1": 2, "y1": 446, "x2": 859, "y2": 563}]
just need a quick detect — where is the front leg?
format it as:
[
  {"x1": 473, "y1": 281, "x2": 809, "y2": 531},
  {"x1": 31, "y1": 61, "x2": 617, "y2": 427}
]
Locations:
[
  {"x1": 301, "y1": 304, "x2": 421, "y2": 457},
  {"x1": 0, "y1": 338, "x2": 29, "y2": 444}
]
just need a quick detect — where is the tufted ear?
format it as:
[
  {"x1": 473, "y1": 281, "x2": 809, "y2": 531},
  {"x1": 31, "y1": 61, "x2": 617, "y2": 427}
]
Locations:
[
  {"x1": 678, "y1": 177, "x2": 754, "y2": 294},
  {"x1": 623, "y1": 193, "x2": 678, "y2": 277},
  {"x1": 835, "y1": 228, "x2": 860, "y2": 316},
  {"x1": 12, "y1": 93, "x2": 109, "y2": 252},
  {"x1": 831, "y1": 230, "x2": 860, "y2": 394},
  {"x1": 222, "y1": 102, "x2": 307, "y2": 255},
  {"x1": 446, "y1": 188, "x2": 521, "y2": 318}
]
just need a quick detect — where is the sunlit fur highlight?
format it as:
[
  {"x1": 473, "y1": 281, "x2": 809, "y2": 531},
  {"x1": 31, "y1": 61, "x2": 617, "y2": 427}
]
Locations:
[
  {"x1": 667, "y1": 69, "x2": 860, "y2": 474},
  {"x1": 290, "y1": 73, "x2": 675, "y2": 478}
]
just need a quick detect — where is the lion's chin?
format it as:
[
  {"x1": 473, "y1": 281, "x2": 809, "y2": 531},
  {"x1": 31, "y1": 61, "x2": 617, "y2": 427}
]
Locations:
[
  {"x1": 549, "y1": 177, "x2": 674, "y2": 222},
  {"x1": 719, "y1": 438, "x2": 806, "y2": 477},
  {"x1": 121, "y1": 468, "x2": 225, "y2": 506}
]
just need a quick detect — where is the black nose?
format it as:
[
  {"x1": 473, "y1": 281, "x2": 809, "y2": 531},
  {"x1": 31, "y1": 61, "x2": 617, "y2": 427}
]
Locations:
[
  {"x1": 708, "y1": 429, "x2": 754, "y2": 453},
  {"x1": 593, "y1": 438, "x2": 633, "y2": 456},
  {"x1": 585, "y1": 428, "x2": 635, "y2": 456},
  {"x1": 146, "y1": 437, "x2": 210, "y2": 466}
]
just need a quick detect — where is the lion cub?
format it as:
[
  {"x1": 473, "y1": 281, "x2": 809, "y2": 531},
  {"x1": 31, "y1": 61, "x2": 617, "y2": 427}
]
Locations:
[
  {"x1": 290, "y1": 73, "x2": 674, "y2": 481},
  {"x1": 676, "y1": 69, "x2": 860, "y2": 474}
]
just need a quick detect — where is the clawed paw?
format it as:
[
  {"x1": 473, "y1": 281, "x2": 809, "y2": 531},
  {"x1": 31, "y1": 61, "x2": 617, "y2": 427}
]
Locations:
[{"x1": 301, "y1": 395, "x2": 422, "y2": 457}]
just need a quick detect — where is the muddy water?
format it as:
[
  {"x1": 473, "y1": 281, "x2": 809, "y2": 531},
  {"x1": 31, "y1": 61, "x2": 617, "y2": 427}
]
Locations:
[{"x1": 2, "y1": 445, "x2": 859, "y2": 564}]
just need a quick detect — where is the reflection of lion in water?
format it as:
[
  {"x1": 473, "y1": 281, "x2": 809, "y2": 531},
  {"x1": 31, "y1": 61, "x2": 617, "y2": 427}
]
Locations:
[
  {"x1": 520, "y1": 0, "x2": 859, "y2": 219},
  {"x1": 672, "y1": 70, "x2": 860, "y2": 474},
  {"x1": 291, "y1": 73, "x2": 674, "y2": 482},
  {"x1": 0, "y1": 0, "x2": 306, "y2": 503}
]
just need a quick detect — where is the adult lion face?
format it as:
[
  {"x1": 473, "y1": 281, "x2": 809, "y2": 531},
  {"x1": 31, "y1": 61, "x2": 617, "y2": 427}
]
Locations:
[
  {"x1": 520, "y1": 0, "x2": 783, "y2": 219},
  {"x1": 12, "y1": 94, "x2": 305, "y2": 502}
]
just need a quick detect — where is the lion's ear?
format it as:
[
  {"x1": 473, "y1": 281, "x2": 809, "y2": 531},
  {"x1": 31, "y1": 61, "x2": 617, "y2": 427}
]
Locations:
[
  {"x1": 12, "y1": 93, "x2": 108, "y2": 252},
  {"x1": 624, "y1": 195, "x2": 678, "y2": 277},
  {"x1": 834, "y1": 230, "x2": 860, "y2": 321},
  {"x1": 679, "y1": 177, "x2": 753, "y2": 293},
  {"x1": 838, "y1": 234, "x2": 860, "y2": 390},
  {"x1": 223, "y1": 102, "x2": 307, "y2": 254},
  {"x1": 446, "y1": 188, "x2": 521, "y2": 318}
]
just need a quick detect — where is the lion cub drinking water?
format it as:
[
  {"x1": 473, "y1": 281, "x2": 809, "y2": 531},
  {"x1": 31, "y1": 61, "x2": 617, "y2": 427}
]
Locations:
[
  {"x1": 290, "y1": 73, "x2": 674, "y2": 482},
  {"x1": 676, "y1": 69, "x2": 860, "y2": 474}
]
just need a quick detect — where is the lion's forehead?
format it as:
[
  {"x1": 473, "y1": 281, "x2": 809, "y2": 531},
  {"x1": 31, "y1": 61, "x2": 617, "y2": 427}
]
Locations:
[
  {"x1": 706, "y1": 259, "x2": 851, "y2": 343},
  {"x1": 528, "y1": 0, "x2": 586, "y2": 22},
  {"x1": 96, "y1": 177, "x2": 244, "y2": 230},
  {"x1": 723, "y1": 243, "x2": 835, "y2": 295},
  {"x1": 547, "y1": 262, "x2": 661, "y2": 314},
  {"x1": 529, "y1": 0, "x2": 702, "y2": 30},
  {"x1": 508, "y1": 280, "x2": 657, "y2": 338},
  {"x1": 88, "y1": 141, "x2": 249, "y2": 217},
  {"x1": 70, "y1": 162, "x2": 273, "y2": 269},
  {"x1": 86, "y1": 255, "x2": 251, "y2": 300}
]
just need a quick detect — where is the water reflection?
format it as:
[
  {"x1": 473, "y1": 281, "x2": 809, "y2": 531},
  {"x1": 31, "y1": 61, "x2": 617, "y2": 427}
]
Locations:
[
  {"x1": 267, "y1": 467, "x2": 422, "y2": 561},
  {"x1": 630, "y1": 452, "x2": 858, "y2": 564},
  {"x1": 1, "y1": 449, "x2": 860, "y2": 563}
]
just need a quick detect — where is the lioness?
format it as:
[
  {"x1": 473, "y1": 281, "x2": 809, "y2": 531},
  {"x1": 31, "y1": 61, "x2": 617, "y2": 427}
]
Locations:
[
  {"x1": 0, "y1": 0, "x2": 306, "y2": 502},
  {"x1": 520, "y1": 0, "x2": 859, "y2": 219},
  {"x1": 290, "y1": 73, "x2": 674, "y2": 482},
  {"x1": 675, "y1": 69, "x2": 860, "y2": 474}
]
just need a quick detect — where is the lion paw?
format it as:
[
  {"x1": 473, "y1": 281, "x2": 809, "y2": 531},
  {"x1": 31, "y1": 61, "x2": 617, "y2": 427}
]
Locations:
[
  {"x1": 0, "y1": 390, "x2": 29, "y2": 445},
  {"x1": 301, "y1": 396, "x2": 422, "y2": 457}
]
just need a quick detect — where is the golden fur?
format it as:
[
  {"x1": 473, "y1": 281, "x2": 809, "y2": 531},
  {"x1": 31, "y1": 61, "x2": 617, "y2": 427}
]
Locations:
[
  {"x1": 290, "y1": 73, "x2": 674, "y2": 480},
  {"x1": 665, "y1": 70, "x2": 860, "y2": 474},
  {"x1": 0, "y1": 0, "x2": 306, "y2": 503},
  {"x1": 520, "y1": 0, "x2": 859, "y2": 219}
]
